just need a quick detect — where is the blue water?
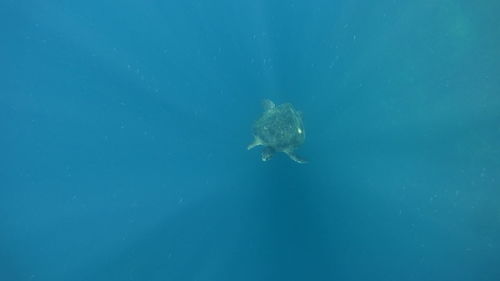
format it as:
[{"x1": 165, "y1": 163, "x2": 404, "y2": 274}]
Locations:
[{"x1": 2, "y1": 1, "x2": 500, "y2": 281}]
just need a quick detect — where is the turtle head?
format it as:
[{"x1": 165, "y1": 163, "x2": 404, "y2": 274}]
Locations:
[{"x1": 261, "y1": 147, "x2": 275, "y2": 162}]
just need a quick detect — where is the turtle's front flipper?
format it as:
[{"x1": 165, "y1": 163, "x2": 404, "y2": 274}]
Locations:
[
  {"x1": 286, "y1": 151, "x2": 307, "y2": 164},
  {"x1": 247, "y1": 137, "x2": 262, "y2": 150}
]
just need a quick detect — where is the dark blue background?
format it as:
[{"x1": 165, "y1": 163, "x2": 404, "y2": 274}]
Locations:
[{"x1": 2, "y1": 1, "x2": 500, "y2": 280}]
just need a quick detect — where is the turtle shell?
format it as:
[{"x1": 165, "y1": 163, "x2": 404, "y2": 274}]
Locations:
[{"x1": 252, "y1": 103, "x2": 305, "y2": 152}]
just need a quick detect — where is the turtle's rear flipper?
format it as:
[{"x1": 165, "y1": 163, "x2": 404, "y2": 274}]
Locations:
[
  {"x1": 262, "y1": 99, "x2": 275, "y2": 110},
  {"x1": 286, "y1": 151, "x2": 307, "y2": 164}
]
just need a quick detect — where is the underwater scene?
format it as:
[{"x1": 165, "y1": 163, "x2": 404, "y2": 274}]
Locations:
[{"x1": 2, "y1": 1, "x2": 500, "y2": 281}]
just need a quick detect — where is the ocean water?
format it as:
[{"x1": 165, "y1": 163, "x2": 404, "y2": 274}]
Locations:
[{"x1": 2, "y1": 1, "x2": 500, "y2": 281}]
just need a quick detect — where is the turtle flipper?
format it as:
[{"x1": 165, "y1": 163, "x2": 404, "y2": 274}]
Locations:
[
  {"x1": 262, "y1": 99, "x2": 275, "y2": 110},
  {"x1": 285, "y1": 151, "x2": 307, "y2": 164},
  {"x1": 247, "y1": 137, "x2": 262, "y2": 150}
]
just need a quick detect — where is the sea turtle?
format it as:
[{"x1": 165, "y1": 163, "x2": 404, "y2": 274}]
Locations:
[{"x1": 247, "y1": 99, "x2": 307, "y2": 163}]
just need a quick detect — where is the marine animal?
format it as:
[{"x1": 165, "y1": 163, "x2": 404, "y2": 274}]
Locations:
[{"x1": 248, "y1": 99, "x2": 307, "y2": 163}]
